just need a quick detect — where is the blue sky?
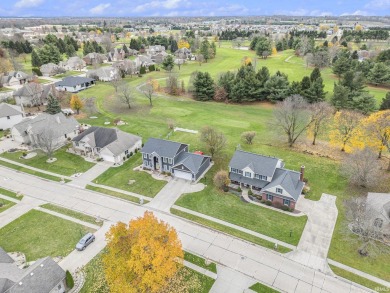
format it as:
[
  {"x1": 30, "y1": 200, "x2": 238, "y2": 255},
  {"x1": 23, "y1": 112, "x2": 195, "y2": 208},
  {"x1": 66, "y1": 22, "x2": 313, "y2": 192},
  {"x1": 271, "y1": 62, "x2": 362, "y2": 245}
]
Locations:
[{"x1": 0, "y1": 0, "x2": 389, "y2": 17}]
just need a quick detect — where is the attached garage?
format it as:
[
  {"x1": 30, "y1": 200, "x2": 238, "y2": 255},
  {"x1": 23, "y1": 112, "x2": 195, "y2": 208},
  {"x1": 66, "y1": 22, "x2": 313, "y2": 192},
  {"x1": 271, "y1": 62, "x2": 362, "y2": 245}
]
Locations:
[{"x1": 173, "y1": 169, "x2": 193, "y2": 181}]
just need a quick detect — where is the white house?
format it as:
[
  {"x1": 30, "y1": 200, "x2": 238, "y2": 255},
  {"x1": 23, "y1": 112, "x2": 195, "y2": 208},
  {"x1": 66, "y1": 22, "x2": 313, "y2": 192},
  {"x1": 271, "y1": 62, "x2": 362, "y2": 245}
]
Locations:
[
  {"x1": 86, "y1": 66, "x2": 120, "y2": 82},
  {"x1": 72, "y1": 126, "x2": 142, "y2": 163},
  {"x1": 11, "y1": 112, "x2": 79, "y2": 149},
  {"x1": 0, "y1": 103, "x2": 24, "y2": 130},
  {"x1": 54, "y1": 76, "x2": 95, "y2": 93},
  {"x1": 1, "y1": 71, "x2": 30, "y2": 86},
  {"x1": 59, "y1": 56, "x2": 86, "y2": 71}
]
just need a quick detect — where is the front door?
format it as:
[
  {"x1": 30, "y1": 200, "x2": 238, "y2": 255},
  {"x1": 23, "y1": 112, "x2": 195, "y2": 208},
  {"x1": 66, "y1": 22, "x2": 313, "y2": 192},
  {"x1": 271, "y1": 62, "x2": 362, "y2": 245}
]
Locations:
[{"x1": 153, "y1": 156, "x2": 159, "y2": 170}]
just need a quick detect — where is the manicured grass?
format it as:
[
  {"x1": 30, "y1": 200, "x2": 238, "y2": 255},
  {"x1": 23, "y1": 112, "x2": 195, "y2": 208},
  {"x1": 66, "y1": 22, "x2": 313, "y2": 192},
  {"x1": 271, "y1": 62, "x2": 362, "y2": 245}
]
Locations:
[
  {"x1": 0, "y1": 187, "x2": 22, "y2": 200},
  {"x1": 171, "y1": 208, "x2": 291, "y2": 253},
  {"x1": 0, "y1": 87, "x2": 12, "y2": 92},
  {"x1": 183, "y1": 266, "x2": 215, "y2": 293},
  {"x1": 41, "y1": 203, "x2": 103, "y2": 226},
  {"x1": 175, "y1": 177, "x2": 307, "y2": 246},
  {"x1": 37, "y1": 78, "x2": 52, "y2": 84},
  {"x1": 0, "y1": 198, "x2": 15, "y2": 213},
  {"x1": 0, "y1": 159, "x2": 65, "y2": 182},
  {"x1": 184, "y1": 251, "x2": 217, "y2": 273},
  {"x1": 250, "y1": 282, "x2": 280, "y2": 293},
  {"x1": 0, "y1": 209, "x2": 94, "y2": 261},
  {"x1": 329, "y1": 265, "x2": 389, "y2": 292},
  {"x1": 86, "y1": 184, "x2": 147, "y2": 204},
  {"x1": 93, "y1": 153, "x2": 167, "y2": 197},
  {"x1": 1, "y1": 147, "x2": 95, "y2": 176},
  {"x1": 53, "y1": 71, "x2": 83, "y2": 79}
]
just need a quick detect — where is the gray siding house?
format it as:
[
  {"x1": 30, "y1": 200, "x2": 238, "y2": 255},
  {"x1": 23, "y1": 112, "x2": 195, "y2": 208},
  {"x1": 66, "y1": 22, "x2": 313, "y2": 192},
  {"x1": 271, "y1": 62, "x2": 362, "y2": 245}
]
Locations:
[
  {"x1": 141, "y1": 138, "x2": 211, "y2": 181},
  {"x1": 229, "y1": 150, "x2": 305, "y2": 209}
]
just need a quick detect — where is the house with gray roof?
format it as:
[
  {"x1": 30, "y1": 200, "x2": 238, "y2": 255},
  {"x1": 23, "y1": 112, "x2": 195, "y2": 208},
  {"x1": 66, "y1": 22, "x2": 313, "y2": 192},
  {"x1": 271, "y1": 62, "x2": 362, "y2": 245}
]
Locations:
[
  {"x1": 366, "y1": 193, "x2": 390, "y2": 235},
  {"x1": 72, "y1": 126, "x2": 142, "y2": 163},
  {"x1": 13, "y1": 83, "x2": 52, "y2": 107},
  {"x1": 11, "y1": 112, "x2": 79, "y2": 148},
  {"x1": 0, "y1": 247, "x2": 66, "y2": 293},
  {"x1": 54, "y1": 76, "x2": 95, "y2": 93},
  {"x1": 1, "y1": 72, "x2": 30, "y2": 87},
  {"x1": 59, "y1": 56, "x2": 86, "y2": 71},
  {"x1": 86, "y1": 66, "x2": 120, "y2": 82},
  {"x1": 0, "y1": 103, "x2": 24, "y2": 130},
  {"x1": 229, "y1": 150, "x2": 305, "y2": 210},
  {"x1": 39, "y1": 63, "x2": 65, "y2": 77},
  {"x1": 141, "y1": 138, "x2": 211, "y2": 181},
  {"x1": 83, "y1": 52, "x2": 108, "y2": 65}
]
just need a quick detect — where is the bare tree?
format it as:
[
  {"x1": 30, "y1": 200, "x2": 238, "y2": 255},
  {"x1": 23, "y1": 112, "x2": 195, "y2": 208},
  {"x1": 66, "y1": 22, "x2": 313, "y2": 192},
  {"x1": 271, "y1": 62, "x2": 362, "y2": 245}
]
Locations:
[
  {"x1": 143, "y1": 81, "x2": 155, "y2": 106},
  {"x1": 166, "y1": 71, "x2": 179, "y2": 95},
  {"x1": 272, "y1": 95, "x2": 313, "y2": 147},
  {"x1": 196, "y1": 54, "x2": 204, "y2": 66},
  {"x1": 101, "y1": 35, "x2": 113, "y2": 53},
  {"x1": 110, "y1": 75, "x2": 123, "y2": 93},
  {"x1": 345, "y1": 196, "x2": 389, "y2": 256},
  {"x1": 117, "y1": 84, "x2": 134, "y2": 109},
  {"x1": 200, "y1": 126, "x2": 227, "y2": 158},
  {"x1": 241, "y1": 131, "x2": 256, "y2": 144},
  {"x1": 341, "y1": 148, "x2": 382, "y2": 188},
  {"x1": 213, "y1": 170, "x2": 230, "y2": 190},
  {"x1": 84, "y1": 97, "x2": 97, "y2": 113},
  {"x1": 35, "y1": 128, "x2": 59, "y2": 159},
  {"x1": 309, "y1": 102, "x2": 333, "y2": 145}
]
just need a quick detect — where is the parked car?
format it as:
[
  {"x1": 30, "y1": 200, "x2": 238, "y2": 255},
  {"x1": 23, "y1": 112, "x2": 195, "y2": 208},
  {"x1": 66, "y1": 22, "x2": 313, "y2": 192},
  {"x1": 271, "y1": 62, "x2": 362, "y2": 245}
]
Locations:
[{"x1": 76, "y1": 233, "x2": 95, "y2": 251}]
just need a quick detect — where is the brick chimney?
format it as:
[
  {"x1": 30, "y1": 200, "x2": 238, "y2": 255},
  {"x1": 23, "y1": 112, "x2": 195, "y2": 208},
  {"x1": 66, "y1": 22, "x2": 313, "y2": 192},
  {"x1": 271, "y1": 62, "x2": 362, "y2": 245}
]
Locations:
[{"x1": 300, "y1": 165, "x2": 305, "y2": 182}]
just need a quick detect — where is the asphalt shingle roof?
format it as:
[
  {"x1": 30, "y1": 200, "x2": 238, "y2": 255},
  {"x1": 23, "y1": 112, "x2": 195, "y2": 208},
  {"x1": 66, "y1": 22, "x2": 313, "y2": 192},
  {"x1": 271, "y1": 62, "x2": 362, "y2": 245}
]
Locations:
[
  {"x1": 172, "y1": 152, "x2": 209, "y2": 174},
  {"x1": 262, "y1": 168, "x2": 304, "y2": 201},
  {"x1": 141, "y1": 138, "x2": 188, "y2": 158},
  {"x1": 229, "y1": 150, "x2": 282, "y2": 177},
  {"x1": 54, "y1": 76, "x2": 95, "y2": 87},
  {"x1": 0, "y1": 103, "x2": 23, "y2": 118}
]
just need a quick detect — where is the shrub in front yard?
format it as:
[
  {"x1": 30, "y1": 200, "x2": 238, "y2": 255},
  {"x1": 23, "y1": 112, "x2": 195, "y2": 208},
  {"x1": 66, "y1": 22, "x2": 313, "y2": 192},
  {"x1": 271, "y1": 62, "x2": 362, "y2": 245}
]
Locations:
[
  {"x1": 281, "y1": 205, "x2": 290, "y2": 212},
  {"x1": 265, "y1": 200, "x2": 272, "y2": 206},
  {"x1": 65, "y1": 270, "x2": 74, "y2": 289},
  {"x1": 237, "y1": 187, "x2": 242, "y2": 192},
  {"x1": 248, "y1": 189, "x2": 253, "y2": 196}
]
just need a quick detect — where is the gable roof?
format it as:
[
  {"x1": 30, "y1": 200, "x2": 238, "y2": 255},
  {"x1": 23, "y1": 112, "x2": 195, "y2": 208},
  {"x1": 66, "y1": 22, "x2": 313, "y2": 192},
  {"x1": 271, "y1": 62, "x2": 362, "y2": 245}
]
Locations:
[
  {"x1": 229, "y1": 150, "x2": 282, "y2": 177},
  {"x1": 54, "y1": 76, "x2": 95, "y2": 87},
  {"x1": 13, "y1": 83, "x2": 43, "y2": 98},
  {"x1": 141, "y1": 138, "x2": 188, "y2": 158},
  {"x1": 262, "y1": 168, "x2": 304, "y2": 201},
  {"x1": 0, "y1": 103, "x2": 23, "y2": 118},
  {"x1": 87, "y1": 66, "x2": 119, "y2": 79},
  {"x1": 172, "y1": 152, "x2": 210, "y2": 174},
  {"x1": 72, "y1": 127, "x2": 141, "y2": 156}
]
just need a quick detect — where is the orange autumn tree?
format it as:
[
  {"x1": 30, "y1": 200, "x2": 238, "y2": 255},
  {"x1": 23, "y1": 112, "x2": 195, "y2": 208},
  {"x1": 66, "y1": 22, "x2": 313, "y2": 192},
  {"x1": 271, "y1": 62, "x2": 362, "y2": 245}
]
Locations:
[
  {"x1": 178, "y1": 39, "x2": 190, "y2": 49},
  {"x1": 70, "y1": 94, "x2": 83, "y2": 114},
  {"x1": 102, "y1": 211, "x2": 184, "y2": 293},
  {"x1": 329, "y1": 110, "x2": 363, "y2": 152}
]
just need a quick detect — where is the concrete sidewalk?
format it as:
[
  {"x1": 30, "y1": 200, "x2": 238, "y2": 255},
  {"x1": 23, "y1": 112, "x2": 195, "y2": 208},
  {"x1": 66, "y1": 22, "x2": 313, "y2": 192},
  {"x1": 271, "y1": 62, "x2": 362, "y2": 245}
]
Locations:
[
  {"x1": 68, "y1": 163, "x2": 111, "y2": 188},
  {"x1": 210, "y1": 265, "x2": 256, "y2": 293}
]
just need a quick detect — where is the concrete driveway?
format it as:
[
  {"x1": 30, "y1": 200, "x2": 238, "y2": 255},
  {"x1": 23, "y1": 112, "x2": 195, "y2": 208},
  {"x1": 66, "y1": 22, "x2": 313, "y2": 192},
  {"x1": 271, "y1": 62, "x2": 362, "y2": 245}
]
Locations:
[
  {"x1": 287, "y1": 194, "x2": 338, "y2": 273},
  {"x1": 68, "y1": 162, "x2": 112, "y2": 188},
  {"x1": 145, "y1": 178, "x2": 205, "y2": 212}
]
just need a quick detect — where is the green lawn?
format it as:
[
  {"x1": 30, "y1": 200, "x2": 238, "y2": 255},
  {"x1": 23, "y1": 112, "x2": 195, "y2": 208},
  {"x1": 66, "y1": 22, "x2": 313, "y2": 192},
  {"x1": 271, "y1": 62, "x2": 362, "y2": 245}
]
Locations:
[
  {"x1": 0, "y1": 87, "x2": 12, "y2": 92},
  {"x1": 183, "y1": 266, "x2": 215, "y2": 293},
  {"x1": 175, "y1": 176, "x2": 307, "y2": 246},
  {"x1": 41, "y1": 203, "x2": 103, "y2": 226},
  {"x1": 0, "y1": 187, "x2": 22, "y2": 200},
  {"x1": 171, "y1": 208, "x2": 291, "y2": 253},
  {"x1": 329, "y1": 265, "x2": 389, "y2": 292},
  {"x1": 250, "y1": 282, "x2": 280, "y2": 293},
  {"x1": 0, "y1": 198, "x2": 15, "y2": 213},
  {"x1": 93, "y1": 153, "x2": 167, "y2": 197},
  {"x1": 37, "y1": 78, "x2": 52, "y2": 84},
  {"x1": 184, "y1": 251, "x2": 217, "y2": 273},
  {"x1": 86, "y1": 184, "x2": 145, "y2": 204},
  {"x1": 0, "y1": 210, "x2": 94, "y2": 261},
  {"x1": 1, "y1": 147, "x2": 95, "y2": 176},
  {"x1": 76, "y1": 46, "x2": 389, "y2": 281},
  {"x1": 0, "y1": 159, "x2": 65, "y2": 182},
  {"x1": 53, "y1": 71, "x2": 83, "y2": 79}
]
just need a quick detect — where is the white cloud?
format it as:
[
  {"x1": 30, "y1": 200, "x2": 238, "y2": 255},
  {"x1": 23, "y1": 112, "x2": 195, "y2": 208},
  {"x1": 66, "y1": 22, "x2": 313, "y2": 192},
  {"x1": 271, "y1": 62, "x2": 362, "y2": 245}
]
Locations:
[
  {"x1": 89, "y1": 3, "x2": 111, "y2": 15},
  {"x1": 277, "y1": 9, "x2": 332, "y2": 16},
  {"x1": 14, "y1": 0, "x2": 43, "y2": 8},
  {"x1": 217, "y1": 4, "x2": 248, "y2": 14},
  {"x1": 340, "y1": 10, "x2": 370, "y2": 16},
  {"x1": 364, "y1": 0, "x2": 390, "y2": 9},
  {"x1": 134, "y1": 0, "x2": 188, "y2": 12}
]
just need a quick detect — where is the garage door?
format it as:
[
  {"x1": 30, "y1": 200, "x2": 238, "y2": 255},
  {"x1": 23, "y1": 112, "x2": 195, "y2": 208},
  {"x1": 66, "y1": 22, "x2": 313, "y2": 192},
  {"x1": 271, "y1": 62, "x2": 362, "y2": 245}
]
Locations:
[{"x1": 174, "y1": 170, "x2": 193, "y2": 181}]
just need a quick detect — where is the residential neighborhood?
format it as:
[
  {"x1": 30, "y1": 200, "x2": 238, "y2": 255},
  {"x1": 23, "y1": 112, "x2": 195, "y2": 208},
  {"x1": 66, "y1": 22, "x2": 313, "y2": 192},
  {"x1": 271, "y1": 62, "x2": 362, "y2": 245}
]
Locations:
[{"x1": 0, "y1": 6, "x2": 389, "y2": 293}]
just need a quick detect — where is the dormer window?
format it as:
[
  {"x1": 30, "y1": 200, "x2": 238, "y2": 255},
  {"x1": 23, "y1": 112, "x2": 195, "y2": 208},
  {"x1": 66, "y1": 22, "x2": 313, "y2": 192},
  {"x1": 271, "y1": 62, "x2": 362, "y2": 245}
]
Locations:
[
  {"x1": 276, "y1": 188, "x2": 283, "y2": 194},
  {"x1": 244, "y1": 172, "x2": 251, "y2": 178}
]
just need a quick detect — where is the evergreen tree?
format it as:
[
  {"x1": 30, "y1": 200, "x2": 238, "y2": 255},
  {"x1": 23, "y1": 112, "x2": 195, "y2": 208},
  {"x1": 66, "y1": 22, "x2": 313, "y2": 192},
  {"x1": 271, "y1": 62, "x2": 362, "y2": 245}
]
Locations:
[
  {"x1": 217, "y1": 71, "x2": 235, "y2": 99},
  {"x1": 46, "y1": 94, "x2": 62, "y2": 114},
  {"x1": 129, "y1": 38, "x2": 139, "y2": 50},
  {"x1": 170, "y1": 39, "x2": 178, "y2": 52},
  {"x1": 255, "y1": 66, "x2": 270, "y2": 86},
  {"x1": 368, "y1": 63, "x2": 390, "y2": 85},
  {"x1": 352, "y1": 93, "x2": 377, "y2": 114},
  {"x1": 161, "y1": 55, "x2": 175, "y2": 72},
  {"x1": 57, "y1": 38, "x2": 66, "y2": 54},
  {"x1": 310, "y1": 67, "x2": 321, "y2": 82},
  {"x1": 303, "y1": 77, "x2": 326, "y2": 103},
  {"x1": 38, "y1": 44, "x2": 62, "y2": 64},
  {"x1": 31, "y1": 49, "x2": 42, "y2": 67},
  {"x1": 289, "y1": 81, "x2": 301, "y2": 95},
  {"x1": 193, "y1": 72, "x2": 215, "y2": 101},
  {"x1": 331, "y1": 84, "x2": 351, "y2": 110},
  {"x1": 380, "y1": 92, "x2": 390, "y2": 110},
  {"x1": 264, "y1": 74, "x2": 290, "y2": 102},
  {"x1": 351, "y1": 50, "x2": 359, "y2": 60},
  {"x1": 332, "y1": 56, "x2": 352, "y2": 78},
  {"x1": 300, "y1": 76, "x2": 311, "y2": 91},
  {"x1": 65, "y1": 44, "x2": 76, "y2": 57},
  {"x1": 255, "y1": 37, "x2": 272, "y2": 57},
  {"x1": 122, "y1": 44, "x2": 129, "y2": 55},
  {"x1": 200, "y1": 38, "x2": 211, "y2": 62}
]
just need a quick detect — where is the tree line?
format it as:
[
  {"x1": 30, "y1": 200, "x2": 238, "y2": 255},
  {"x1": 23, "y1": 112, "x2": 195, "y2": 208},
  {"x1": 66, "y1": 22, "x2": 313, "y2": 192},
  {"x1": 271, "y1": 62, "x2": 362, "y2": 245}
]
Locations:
[
  {"x1": 0, "y1": 39, "x2": 32, "y2": 54},
  {"x1": 342, "y1": 29, "x2": 389, "y2": 41}
]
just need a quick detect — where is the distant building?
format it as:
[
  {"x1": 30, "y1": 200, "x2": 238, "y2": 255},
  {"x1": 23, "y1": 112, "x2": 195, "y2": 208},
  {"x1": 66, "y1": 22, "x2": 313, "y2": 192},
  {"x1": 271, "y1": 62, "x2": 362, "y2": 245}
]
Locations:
[{"x1": 54, "y1": 76, "x2": 95, "y2": 93}]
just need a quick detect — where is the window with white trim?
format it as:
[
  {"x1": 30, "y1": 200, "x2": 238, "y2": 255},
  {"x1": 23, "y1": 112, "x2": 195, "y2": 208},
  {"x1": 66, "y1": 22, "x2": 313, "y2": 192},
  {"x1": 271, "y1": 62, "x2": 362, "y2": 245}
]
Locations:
[
  {"x1": 276, "y1": 188, "x2": 283, "y2": 194},
  {"x1": 283, "y1": 199, "x2": 290, "y2": 206},
  {"x1": 143, "y1": 153, "x2": 148, "y2": 159},
  {"x1": 168, "y1": 158, "x2": 173, "y2": 164},
  {"x1": 266, "y1": 194, "x2": 273, "y2": 201},
  {"x1": 244, "y1": 171, "x2": 251, "y2": 178},
  {"x1": 163, "y1": 157, "x2": 167, "y2": 163}
]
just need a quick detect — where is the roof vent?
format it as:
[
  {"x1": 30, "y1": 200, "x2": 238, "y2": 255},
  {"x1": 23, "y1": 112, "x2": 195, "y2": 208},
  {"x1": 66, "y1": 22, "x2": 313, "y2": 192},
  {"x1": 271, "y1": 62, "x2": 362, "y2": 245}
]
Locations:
[
  {"x1": 30, "y1": 272, "x2": 34, "y2": 276},
  {"x1": 19, "y1": 282, "x2": 23, "y2": 286},
  {"x1": 40, "y1": 264, "x2": 44, "y2": 267}
]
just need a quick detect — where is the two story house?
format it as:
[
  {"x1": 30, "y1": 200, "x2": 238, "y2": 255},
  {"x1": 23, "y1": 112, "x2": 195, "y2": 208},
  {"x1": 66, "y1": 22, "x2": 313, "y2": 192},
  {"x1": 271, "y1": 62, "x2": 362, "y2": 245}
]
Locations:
[
  {"x1": 141, "y1": 138, "x2": 211, "y2": 182},
  {"x1": 229, "y1": 150, "x2": 305, "y2": 209}
]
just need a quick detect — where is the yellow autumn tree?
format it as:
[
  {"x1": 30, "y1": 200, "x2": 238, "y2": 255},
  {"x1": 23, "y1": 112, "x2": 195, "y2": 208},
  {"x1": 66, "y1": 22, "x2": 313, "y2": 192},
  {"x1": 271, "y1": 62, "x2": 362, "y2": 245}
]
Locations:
[
  {"x1": 242, "y1": 56, "x2": 252, "y2": 66},
  {"x1": 126, "y1": 32, "x2": 131, "y2": 39},
  {"x1": 333, "y1": 25, "x2": 339, "y2": 33},
  {"x1": 70, "y1": 94, "x2": 83, "y2": 114},
  {"x1": 329, "y1": 110, "x2": 364, "y2": 152},
  {"x1": 355, "y1": 24, "x2": 363, "y2": 31},
  {"x1": 96, "y1": 29, "x2": 102, "y2": 35},
  {"x1": 272, "y1": 47, "x2": 277, "y2": 55},
  {"x1": 356, "y1": 110, "x2": 390, "y2": 159},
  {"x1": 102, "y1": 211, "x2": 185, "y2": 293},
  {"x1": 178, "y1": 39, "x2": 190, "y2": 49}
]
